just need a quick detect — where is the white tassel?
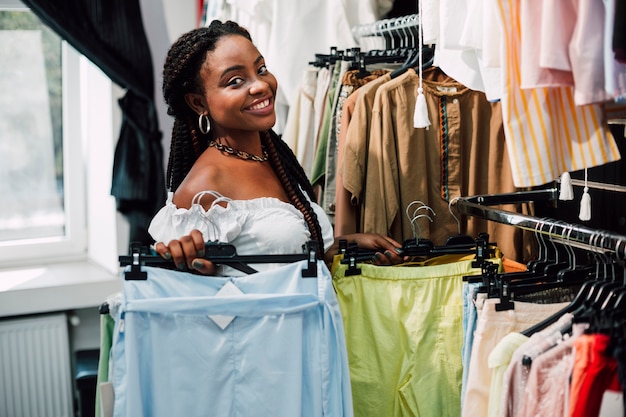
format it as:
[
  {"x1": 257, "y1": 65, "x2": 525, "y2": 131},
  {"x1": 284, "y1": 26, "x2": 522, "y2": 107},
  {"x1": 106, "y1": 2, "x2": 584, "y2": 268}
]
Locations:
[
  {"x1": 579, "y1": 186, "x2": 591, "y2": 221},
  {"x1": 413, "y1": 0, "x2": 431, "y2": 130},
  {"x1": 413, "y1": 87, "x2": 431, "y2": 129},
  {"x1": 558, "y1": 172, "x2": 574, "y2": 201},
  {"x1": 578, "y1": 167, "x2": 591, "y2": 221}
]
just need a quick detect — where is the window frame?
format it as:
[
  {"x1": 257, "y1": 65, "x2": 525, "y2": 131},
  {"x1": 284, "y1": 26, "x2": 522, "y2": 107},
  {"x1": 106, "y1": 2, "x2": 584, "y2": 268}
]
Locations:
[
  {"x1": 0, "y1": 24, "x2": 86, "y2": 267},
  {"x1": 0, "y1": 2, "x2": 120, "y2": 271}
]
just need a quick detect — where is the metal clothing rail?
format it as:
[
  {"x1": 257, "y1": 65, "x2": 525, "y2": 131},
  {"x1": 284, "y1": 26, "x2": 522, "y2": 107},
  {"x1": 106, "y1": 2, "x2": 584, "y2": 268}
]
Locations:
[{"x1": 454, "y1": 188, "x2": 626, "y2": 256}]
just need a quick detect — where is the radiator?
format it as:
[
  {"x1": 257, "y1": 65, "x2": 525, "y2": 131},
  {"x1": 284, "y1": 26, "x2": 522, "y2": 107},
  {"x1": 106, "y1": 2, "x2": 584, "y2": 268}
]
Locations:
[{"x1": 0, "y1": 313, "x2": 74, "y2": 417}]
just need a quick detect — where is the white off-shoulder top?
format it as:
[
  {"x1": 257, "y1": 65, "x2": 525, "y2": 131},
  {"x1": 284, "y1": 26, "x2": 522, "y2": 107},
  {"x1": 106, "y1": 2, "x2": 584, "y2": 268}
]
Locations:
[{"x1": 148, "y1": 191, "x2": 334, "y2": 275}]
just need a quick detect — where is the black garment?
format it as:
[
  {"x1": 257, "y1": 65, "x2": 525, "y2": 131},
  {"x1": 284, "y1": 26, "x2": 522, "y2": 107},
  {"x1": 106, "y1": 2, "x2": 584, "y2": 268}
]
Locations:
[
  {"x1": 112, "y1": 91, "x2": 166, "y2": 246},
  {"x1": 22, "y1": 0, "x2": 166, "y2": 246},
  {"x1": 611, "y1": 344, "x2": 626, "y2": 416}
]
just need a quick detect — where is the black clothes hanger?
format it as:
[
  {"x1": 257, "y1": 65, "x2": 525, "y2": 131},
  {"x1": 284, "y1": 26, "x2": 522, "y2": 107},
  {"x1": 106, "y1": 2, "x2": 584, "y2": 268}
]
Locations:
[
  {"x1": 309, "y1": 46, "x2": 345, "y2": 68},
  {"x1": 602, "y1": 282, "x2": 626, "y2": 336},
  {"x1": 473, "y1": 220, "x2": 571, "y2": 295},
  {"x1": 520, "y1": 247, "x2": 619, "y2": 336},
  {"x1": 479, "y1": 224, "x2": 595, "y2": 312},
  {"x1": 602, "y1": 245, "x2": 626, "y2": 315},
  {"x1": 490, "y1": 265, "x2": 588, "y2": 313},
  {"x1": 447, "y1": 197, "x2": 480, "y2": 246},
  {"x1": 520, "y1": 280, "x2": 594, "y2": 337},
  {"x1": 401, "y1": 233, "x2": 496, "y2": 259},
  {"x1": 401, "y1": 204, "x2": 493, "y2": 257},
  {"x1": 372, "y1": 12, "x2": 435, "y2": 79},
  {"x1": 119, "y1": 241, "x2": 319, "y2": 279},
  {"x1": 520, "y1": 222, "x2": 575, "y2": 280},
  {"x1": 340, "y1": 233, "x2": 496, "y2": 277},
  {"x1": 553, "y1": 232, "x2": 596, "y2": 282},
  {"x1": 519, "y1": 219, "x2": 572, "y2": 277},
  {"x1": 346, "y1": 48, "x2": 415, "y2": 79},
  {"x1": 389, "y1": 45, "x2": 435, "y2": 79},
  {"x1": 452, "y1": 189, "x2": 626, "y2": 335},
  {"x1": 496, "y1": 269, "x2": 590, "y2": 314},
  {"x1": 570, "y1": 250, "x2": 622, "y2": 325}
]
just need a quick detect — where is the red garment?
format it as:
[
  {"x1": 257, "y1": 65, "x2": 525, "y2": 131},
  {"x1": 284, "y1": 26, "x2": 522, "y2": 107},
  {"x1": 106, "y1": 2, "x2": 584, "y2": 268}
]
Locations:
[{"x1": 569, "y1": 333, "x2": 621, "y2": 417}]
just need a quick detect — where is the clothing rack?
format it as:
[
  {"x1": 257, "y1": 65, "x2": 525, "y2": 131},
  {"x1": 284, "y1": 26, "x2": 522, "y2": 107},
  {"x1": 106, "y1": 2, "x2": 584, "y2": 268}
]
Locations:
[
  {"x1": 351, "y1": 14, "x2": 418, "y2": 39},
  {"x1": 454, "y1": 188, "x2": 626, "y2": 257},
  {"x1": 352, "y1": 14, "x2": 420, "y2": 52}
]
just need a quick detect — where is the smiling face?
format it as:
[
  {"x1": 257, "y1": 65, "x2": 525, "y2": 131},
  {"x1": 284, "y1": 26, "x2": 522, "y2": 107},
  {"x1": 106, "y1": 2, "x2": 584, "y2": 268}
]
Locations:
[{"x1": 185, "y1": 34, "x2": 278, "y2": 139}]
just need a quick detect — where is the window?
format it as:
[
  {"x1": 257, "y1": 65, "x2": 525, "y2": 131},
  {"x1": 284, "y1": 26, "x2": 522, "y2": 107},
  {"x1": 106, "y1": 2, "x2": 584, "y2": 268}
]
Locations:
[{"x1": 0, "y1": 3, "x2": 86, "y2": 266}]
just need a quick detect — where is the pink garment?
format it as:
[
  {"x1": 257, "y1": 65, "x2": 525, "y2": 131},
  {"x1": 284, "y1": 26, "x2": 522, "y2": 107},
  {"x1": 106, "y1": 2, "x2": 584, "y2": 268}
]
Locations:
[
  {"x1": 498, "y1": 314, "x2": 574, "y2": 417},
  {"x1": 524, "y1": 0, "x2": 613, "y2": 105},
  {"x1": 520, "y1": 0, "x2": 574, "y2": 89},
  {"x1": 568, "y1": 0, "x2": 613, "y2": 105},
  {"x1": 462, "y1": 299, "x2": 569, "y2": 417},
  {"x1": 604, "y1": 0, "x2": 626, "y2": 100},
  {"x1": 498, "y1": 344, "x2": 532, "y2": 417},
  {"x1": 515, "y1": 323, "x2": 588, "y2": 417},
  {"x1": 539, "y1": 0, "x2": 576, "y2": 72}
]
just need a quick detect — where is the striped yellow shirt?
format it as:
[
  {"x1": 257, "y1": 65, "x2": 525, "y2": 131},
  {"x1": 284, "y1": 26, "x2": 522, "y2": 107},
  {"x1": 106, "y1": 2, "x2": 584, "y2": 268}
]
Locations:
[{"x1": 496, "y1": 0, "x2": 621, "y2": 187}]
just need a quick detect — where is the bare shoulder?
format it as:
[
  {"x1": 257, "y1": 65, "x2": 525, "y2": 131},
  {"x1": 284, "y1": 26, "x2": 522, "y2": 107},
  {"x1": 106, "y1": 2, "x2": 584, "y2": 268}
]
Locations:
[
  {"x1": 172, "y1": 158, "x2": 226, "y2": 209},
  {"x1": 172, "y1": 147, "x2": 288, "y2": 207}
]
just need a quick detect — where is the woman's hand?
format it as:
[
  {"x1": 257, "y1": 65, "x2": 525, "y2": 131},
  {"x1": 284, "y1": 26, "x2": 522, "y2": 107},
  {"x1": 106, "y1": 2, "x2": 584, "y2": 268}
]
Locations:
[
  {"x1": 153, "y1": 229, "x2": 217, "y2": 275},
  {"x1": 326, "y1": 233, "x2": 409, "y2": 265}
]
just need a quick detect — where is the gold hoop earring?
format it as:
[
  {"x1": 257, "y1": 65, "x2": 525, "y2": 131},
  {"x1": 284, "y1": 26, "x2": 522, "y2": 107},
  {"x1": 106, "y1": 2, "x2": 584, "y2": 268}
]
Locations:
[{"x1": 198, "y1": 113, "x2": 210, "y2": 135}]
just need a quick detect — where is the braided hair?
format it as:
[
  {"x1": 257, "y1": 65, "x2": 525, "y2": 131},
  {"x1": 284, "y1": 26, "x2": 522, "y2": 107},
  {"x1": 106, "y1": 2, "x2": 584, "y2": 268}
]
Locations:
[
  {"x1": 162, "y1": 20, "x2": 325, "y2": 258},
  {"x1": 262, "y1": 130, "x2": 325, "y2": 257},
  {"x1": 162, "y1": 20, "x2": 252, "y2": 190}
]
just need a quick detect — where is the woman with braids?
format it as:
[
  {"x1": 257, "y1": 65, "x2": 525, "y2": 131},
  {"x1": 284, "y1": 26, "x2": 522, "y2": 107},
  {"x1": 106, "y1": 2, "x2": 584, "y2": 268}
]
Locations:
[{"x1": 149, "y1": 20, "x2": 406, "y2": 275}]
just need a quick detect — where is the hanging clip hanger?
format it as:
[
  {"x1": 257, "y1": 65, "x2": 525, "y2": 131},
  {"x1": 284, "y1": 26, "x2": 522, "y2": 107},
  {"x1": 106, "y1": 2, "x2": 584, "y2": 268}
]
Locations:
[
  {"x1": 446, "y1": 197, "x2": 476, "y2": 246},
  {"x1": 119, "y1": 241, "x2": 320, "y2": 279},
  {"x1": 404, "y1": 200, "x2": 488, "y2": 257},
  {"x1": 406, "y1": 201, "x2": 435, "y2": 232},
  {"x1": 494, "y1": 222, "x2": 557, "y2": 311},
  {"x1": 400, "y1": 213, "x2": 435, "y2": 256},
  {"x1": 123, "y1": 242, "x2": 151, "y2": 280},
  {"x1": 471, "y1": 234, "x2": 492, "y2": 269},
  {"x1": 401, "y1": 201, "x2": 435, "y2": 255},
  {"x1": 341, "y1": 240, "x2": 363, "y2": 276}
]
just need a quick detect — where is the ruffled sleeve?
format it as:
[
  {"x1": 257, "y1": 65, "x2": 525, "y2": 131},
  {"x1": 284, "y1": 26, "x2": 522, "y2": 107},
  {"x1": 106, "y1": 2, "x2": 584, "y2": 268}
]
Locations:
[
  {"x1": 148, "y1": 192, "x2": 241, "y2": 244},
  {"x1": 148, "y1": 191, "x2": 335, "y2": 254}
]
